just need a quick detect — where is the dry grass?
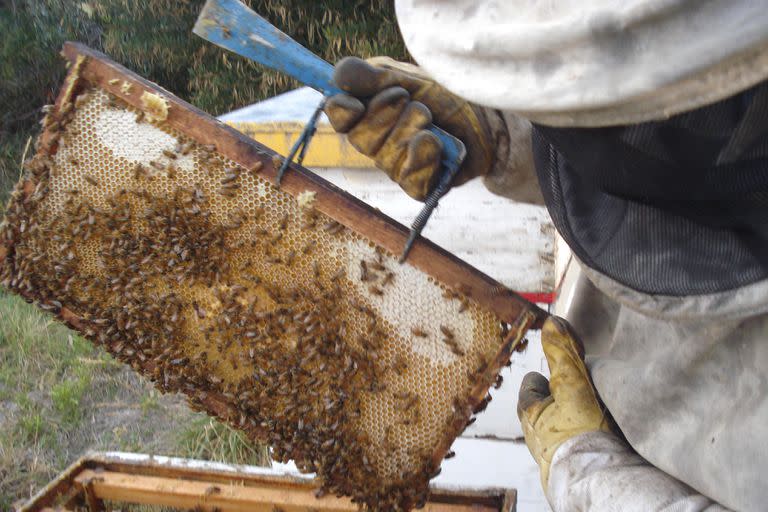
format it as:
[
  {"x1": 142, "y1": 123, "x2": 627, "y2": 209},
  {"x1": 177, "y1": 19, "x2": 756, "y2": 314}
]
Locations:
[{"x1": 0, "y1": 291, "x2": 268, "y2": 510}]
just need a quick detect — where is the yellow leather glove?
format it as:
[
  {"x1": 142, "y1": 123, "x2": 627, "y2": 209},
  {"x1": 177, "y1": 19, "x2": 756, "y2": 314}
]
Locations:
[
  {"x1": 517, "y1": 317, "x2": 613, "y2": 490},
  {"x1": 325, "y1": 56, "x2": 499, "y2": 200}
]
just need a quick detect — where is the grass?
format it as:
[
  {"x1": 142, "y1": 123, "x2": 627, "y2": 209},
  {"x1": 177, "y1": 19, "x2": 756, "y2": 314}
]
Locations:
[
  {"x1": 177, "y1": 416, "x2": 271, "y2": 467},
  {"x1": 0, "y1": 291, "x2": 269, "y2": 510}
]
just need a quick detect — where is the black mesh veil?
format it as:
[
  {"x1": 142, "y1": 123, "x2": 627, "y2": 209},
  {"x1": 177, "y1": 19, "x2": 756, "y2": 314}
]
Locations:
[{"x1": 532, "y1": 82, "x2": 768, "y2": 295}]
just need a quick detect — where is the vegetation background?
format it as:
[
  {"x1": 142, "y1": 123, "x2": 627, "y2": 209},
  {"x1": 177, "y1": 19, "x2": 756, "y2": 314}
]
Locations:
[{"x1": 0, "y1": 0, "x2": 408, "y2": 508}]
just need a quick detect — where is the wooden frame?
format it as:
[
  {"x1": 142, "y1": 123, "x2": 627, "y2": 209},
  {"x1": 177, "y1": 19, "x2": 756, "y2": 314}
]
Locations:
[
  {"x1": 18, "y1": 452, "x2": 517, "y2": 512},
  {"x1": 52, "y1": 42, "x2": 546, "y2": 330},
  {"x1": 2, "y1": 43, "x2": 544, "y2": 507}
]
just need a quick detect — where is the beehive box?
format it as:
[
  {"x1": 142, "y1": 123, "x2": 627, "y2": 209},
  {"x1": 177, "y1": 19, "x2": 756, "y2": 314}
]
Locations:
[
  {"x1": 0, "y1": 43, "x2": 544, "y2": 511},
  {"x1": 18, "y1": 452, "x2": 517, "y2": 512}
]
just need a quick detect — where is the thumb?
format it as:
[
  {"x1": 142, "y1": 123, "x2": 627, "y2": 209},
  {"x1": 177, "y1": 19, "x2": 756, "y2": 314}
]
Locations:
[
  {"x1": 541, "y1": 316, "x2": 596, "y2": 407},
  {"x1": 517, "y1": 371, "x2": 551, "y2": 420}
]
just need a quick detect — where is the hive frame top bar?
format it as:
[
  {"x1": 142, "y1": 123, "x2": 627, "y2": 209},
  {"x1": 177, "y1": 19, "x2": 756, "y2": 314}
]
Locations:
[{"x1": 55, "y1": 42, "x2": 546, "y2": 329}]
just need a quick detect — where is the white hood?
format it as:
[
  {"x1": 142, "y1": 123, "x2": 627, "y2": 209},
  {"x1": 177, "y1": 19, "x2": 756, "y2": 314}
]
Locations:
[{"x1": 396, "y1": 0, "x2": 768, "y2": 126}]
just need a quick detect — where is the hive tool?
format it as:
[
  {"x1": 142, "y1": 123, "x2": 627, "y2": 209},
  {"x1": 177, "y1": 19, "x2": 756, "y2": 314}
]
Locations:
[{"x1": 193, "y1": 0, "x2": 467, "y2": 263}]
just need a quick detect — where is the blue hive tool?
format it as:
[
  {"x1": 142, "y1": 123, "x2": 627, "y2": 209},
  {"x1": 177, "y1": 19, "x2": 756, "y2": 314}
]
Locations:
[{"x1": 193, "y1": 0, "x2": 467, "y2": 263}]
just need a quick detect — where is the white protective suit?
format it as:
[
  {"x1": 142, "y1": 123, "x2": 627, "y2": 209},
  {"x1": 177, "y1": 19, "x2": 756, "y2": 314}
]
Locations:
[{"x1": 394, "y1": 1, "x2": 768, "y2": 511}]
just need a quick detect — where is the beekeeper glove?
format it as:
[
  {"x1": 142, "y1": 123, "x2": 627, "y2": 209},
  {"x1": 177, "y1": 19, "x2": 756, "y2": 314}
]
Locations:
[
  {"x1": 325, "y1": 56, "x2": 499, "y2": 200},
  {"x1": 517, "y1": 316, "x2": 613, "y2": 490}
]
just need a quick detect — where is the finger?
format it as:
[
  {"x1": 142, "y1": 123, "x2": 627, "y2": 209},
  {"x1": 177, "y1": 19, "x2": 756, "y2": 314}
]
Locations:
[
  {"x1": 347, "y1": 87, "x2": 409, "y2": 156},
  {"x1": 333, "y1": 56, "x2": 399, "y2": 97},
  {"x1": 517, "y1": 372, "x2": 554, "y2": 425},
  {"x1": 398, "y1": 130, "x2": 442, "y2": 200},
  {"x1": 517, "y1": 372, "x2": 550, "y2": 412},
  {"x1": 325, "y1": 94, "x2": 365, "y2": 133},
  {"x1": 374, "y1": 101, "x2": 432, "y2": 176},
  {"x1": 541, "y1": 316, "x2": 598, "y2": 407}
]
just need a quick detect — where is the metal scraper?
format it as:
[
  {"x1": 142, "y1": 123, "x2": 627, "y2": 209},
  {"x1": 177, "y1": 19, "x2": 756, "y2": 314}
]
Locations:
[{"x1": 193, "y1": 0, "x2": 467, "y2": 263}]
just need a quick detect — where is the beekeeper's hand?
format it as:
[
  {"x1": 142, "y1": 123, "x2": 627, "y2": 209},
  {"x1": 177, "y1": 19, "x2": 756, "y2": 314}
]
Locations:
[
  {"x1": 325, "y1": 57, "x2": 499, "y2": 200},
  {"x1": 517, "y1": 316, "x2": 613, "y2": 490}
]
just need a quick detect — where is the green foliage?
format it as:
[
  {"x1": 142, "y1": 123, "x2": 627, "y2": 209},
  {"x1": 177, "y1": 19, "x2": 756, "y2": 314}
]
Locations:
[
  {"x1": 140, "y1": 389, "x2": 160, "y2": 414},
  {"x1": 0, "y1": 0, "x2": 407, "y2": 203},
  {"x1": 50, "y1": 370, "x2": 91, "y2": 426},
  {"x1": 14, "y1": 395, "x2": 52, "y2": 445},
  {"x1": 176, "y1": 415, "x2": 270, "y2": 466}
]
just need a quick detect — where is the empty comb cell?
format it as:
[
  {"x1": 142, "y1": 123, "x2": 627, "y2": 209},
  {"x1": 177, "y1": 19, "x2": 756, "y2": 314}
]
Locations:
[{"x1": 0, "y1": 43, "x2": 543, "y2": 511}]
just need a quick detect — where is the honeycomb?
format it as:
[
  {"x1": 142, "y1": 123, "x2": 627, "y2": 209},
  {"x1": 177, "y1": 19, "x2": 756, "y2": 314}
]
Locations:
[{"x1": 1, "y1": 69, "x2": 527, "y2": 511}]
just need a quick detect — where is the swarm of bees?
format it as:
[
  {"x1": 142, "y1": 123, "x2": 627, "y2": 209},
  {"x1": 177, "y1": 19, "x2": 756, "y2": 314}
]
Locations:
[{"x1": 0, "y1": 82, "x2": 512, "y2": 511}]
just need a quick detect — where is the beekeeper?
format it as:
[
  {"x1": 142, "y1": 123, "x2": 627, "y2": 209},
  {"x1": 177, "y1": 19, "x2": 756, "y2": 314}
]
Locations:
[{"x1": 324, "y1": 1, "x2": 768, "y2": 510}]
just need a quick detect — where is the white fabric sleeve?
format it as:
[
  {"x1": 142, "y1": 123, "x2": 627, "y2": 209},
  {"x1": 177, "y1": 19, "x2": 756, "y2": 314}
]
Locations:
[
  {"x1": 547, "y1": 431, "x2": 731, "y2": 512},
  {"x1": 481, "y1": 109, "x2": 545, "y2": 205}
]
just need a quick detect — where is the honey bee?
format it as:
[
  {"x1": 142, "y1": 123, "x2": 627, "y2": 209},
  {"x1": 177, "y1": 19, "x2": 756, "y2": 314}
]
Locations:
[
  {"x1": 84, "y1": 175, "x2": 99, "y2": 187},
  {"x1": 493, "y1": 374, "x2": 504, "y2": 389},
  {"x1": 444, "y1": 338, "x2": 465, "y2": 357},
  {"x1": 411, "y1": 327, "x2": 428, "y2": 338},
  {"x1": 391, "y1": 355, "x2": 408, "y2": 376},
  {"x1": 192, "y1": 302, "x2": 206, "y2": 319},
  {"x1": 132, "y1": 163, "x2": 148, "y2": 180},
  {"x1": 514, "y1": 337, "x2": 529, "y2": 353},
  {"x1": 458, "y1": 298, "x2": 469, "y2": 313},
  {"x1": 381, "y1": 272, "x2": 395, "y2": 287},
  {"x1": 135, "y1": 110, "x2": 145, "y2": 123},
  {"x1": 323, "y1": 220, "x2": 344, "y2": 235},
  {"x1": 444, "y1": 450, "x2": 456, "y2": 459},
  {"x1": 75, "y1": 93, "x2": 90, "y2": 108},
  {"x1": 301, "y1": 240, "x2": 315, "y2": 254},
  {"x1": 439, "y1": 325, "x2": 454, "y2": 340},
  {"x1": 218, "y1": 187, "x2": 238, "y2": 198},
  {"x1": 149, "y1": 160, "x2": 165, "y2": 171},
  {"x1": 278, "y1": 213, "x2": 289, "y2": 231},
  {"x1": 162, "y1": 149, "x2": 177, "y2": 160},
  {"x1": 474, "y1": 394, "x2": 492, "y2": 414},
  {"x1": 221, "y1": 173, "x2": 238, "y2": 185},
  {"x1": 249, "y1": 161, "x2": 263, "y2": 175},
  {"x1": 369, "y1": 261, "x2": 386, "y2": 272},
  {"x1": 359, "y1": 260, "x2": 370, "y2": 282},
  {"x1": 368, "y1": 285, "x2": 383, "y2": 296},
  {"x1": 108, "y1": 78, "x2": 120, "y2": 85}
]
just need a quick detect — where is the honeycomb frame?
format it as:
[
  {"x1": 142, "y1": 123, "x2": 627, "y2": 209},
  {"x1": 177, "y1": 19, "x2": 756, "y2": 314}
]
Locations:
[{"x1": 0, "y1": 43, "x2": 545, "y2": 511}]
